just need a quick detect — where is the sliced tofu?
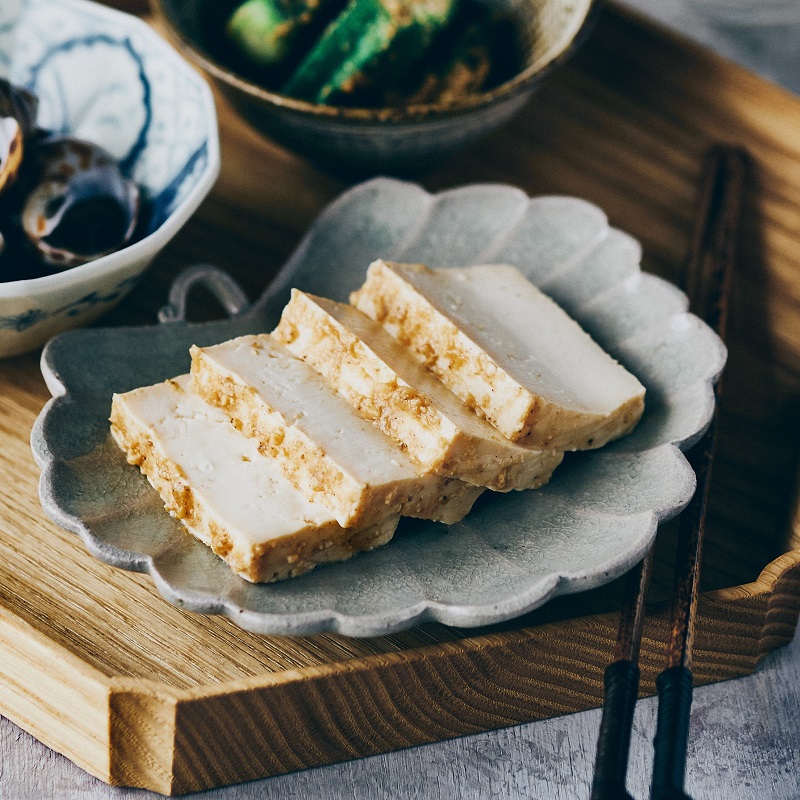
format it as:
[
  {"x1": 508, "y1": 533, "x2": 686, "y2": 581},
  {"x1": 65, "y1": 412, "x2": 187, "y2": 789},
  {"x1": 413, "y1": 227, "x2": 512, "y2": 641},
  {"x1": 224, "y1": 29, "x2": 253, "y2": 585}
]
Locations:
[
  {"x1": 351, "y1": 260, "x2": 646, "y2": 450},
  {"x1": 190, "y1": 335, "x2": 483, "y2": 528},
  {"x1": 274, "y1": 289, "x2": 564, "y2": 490},
  {"x1": 109, "y1": 375, "x2": 400, "y2": 583}
]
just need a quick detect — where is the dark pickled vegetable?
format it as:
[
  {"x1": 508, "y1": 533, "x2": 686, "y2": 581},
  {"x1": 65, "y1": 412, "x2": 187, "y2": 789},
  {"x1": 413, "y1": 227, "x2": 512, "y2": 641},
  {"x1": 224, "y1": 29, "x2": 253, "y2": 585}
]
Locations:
[
  {"x1": 227, "y1": 0, "x2": 343, "y2": 67},
  {"x1": 0, "y1": 79, "x2": 38, "y2": 138},
  {"x1": 0, "y1": 82, "x2": 144, "y2": 282},
  {"x1": 226, "y1": 0, "x2": 526, "y2": 107},
  {"x1": 283, "y1": 0, "x2": 457, "y2": 104},
  {"x1": 0, "y1": 117, "x2": 23, "y2": 198},
  {"x1": 22, "y1": 155, "x2": 140, "y2": 269}
]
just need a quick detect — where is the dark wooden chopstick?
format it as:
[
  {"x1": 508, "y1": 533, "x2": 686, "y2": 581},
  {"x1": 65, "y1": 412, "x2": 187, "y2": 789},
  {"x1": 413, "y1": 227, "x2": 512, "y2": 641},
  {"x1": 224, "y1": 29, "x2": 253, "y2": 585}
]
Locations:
[
  {"x1": 650, "y1": 146, "x2": 745, "y2": 800},
  {"x1": 590, "y1": 145, "x2": 747, "y2": 800},
  {"x1": 591, "y1": 548, "x2": 654, "y2": 800}
]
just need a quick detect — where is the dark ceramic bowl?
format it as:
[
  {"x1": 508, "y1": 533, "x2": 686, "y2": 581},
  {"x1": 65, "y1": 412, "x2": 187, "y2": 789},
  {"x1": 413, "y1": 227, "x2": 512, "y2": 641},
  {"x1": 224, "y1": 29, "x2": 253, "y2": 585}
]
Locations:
[{"x1": 152, "y1": 0, "x2": 598, "y2": 174}]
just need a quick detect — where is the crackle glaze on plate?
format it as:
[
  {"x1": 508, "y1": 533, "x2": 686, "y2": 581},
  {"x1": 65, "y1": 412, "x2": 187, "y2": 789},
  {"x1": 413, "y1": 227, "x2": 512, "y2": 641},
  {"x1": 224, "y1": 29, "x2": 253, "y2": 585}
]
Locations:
[{"x1": 32, "y1": 179, "x2": 725, "y2": 637}]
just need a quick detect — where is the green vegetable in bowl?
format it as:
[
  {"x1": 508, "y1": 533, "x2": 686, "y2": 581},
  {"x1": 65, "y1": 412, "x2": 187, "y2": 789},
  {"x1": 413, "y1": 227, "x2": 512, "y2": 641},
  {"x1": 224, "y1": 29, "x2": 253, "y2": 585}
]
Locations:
[
  {"x1": 224, "y1": 0, "x2": 525, "y2": 107},
  {"x1": 384, "y1": 15, "x2": 496, "y2": 106},
  {"x1": 227, "y1": 0, "x2": 340, "y2": 67},
  {"x1": 282, "y1": 0, "x2": 457, "y2": 104}
]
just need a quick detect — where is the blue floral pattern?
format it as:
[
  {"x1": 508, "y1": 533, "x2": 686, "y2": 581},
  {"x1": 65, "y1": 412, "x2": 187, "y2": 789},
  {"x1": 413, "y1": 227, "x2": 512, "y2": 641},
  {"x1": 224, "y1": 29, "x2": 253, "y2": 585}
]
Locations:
[
  {"x1": 10, "y1": 0, "x2": 211, "y2": 228},
  {"x1": 0, "y1": 0, "x2": 217, "y2": 347},
  {"x1": 0, "y1": 275, "x2": 142, "y2": 331}
]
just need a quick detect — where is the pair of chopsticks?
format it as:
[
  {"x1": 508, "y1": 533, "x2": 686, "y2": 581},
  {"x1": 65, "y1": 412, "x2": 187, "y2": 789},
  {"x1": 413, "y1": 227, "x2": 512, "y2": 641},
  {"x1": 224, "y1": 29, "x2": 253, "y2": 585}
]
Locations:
[{"x1": 590, "y1": 145, "x2": 747, "y2": 800}]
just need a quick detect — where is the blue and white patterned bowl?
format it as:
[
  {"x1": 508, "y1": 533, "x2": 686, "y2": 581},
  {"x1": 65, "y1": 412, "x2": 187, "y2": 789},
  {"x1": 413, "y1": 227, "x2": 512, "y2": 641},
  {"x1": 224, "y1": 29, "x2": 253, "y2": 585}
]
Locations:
[{"x1": 0, "y1": 0, "x2": 219, "y2": 358}]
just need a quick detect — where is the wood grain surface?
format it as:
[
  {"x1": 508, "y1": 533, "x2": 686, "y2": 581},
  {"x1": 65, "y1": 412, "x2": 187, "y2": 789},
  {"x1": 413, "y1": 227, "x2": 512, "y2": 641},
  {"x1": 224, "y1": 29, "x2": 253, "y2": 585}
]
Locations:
[
  {"x1": 1, "y1": 630, "x2": 798, "y2": 799},
  {"x1": 0, "y1": 3, "x2": 799, "y2": 795}
]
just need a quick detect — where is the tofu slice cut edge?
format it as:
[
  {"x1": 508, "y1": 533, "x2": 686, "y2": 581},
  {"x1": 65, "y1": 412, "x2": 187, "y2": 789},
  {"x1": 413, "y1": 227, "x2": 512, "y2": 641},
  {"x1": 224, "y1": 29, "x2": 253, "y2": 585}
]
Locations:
[
  {"x1": 190, "y1": 334, "x2": 483, "y2": 528},
  {"x1": 351, "y1": 260, "x2": 646, "y2": 450},
  {"x1": 274, "y1": 288, "x2": 563, "y2": 491},
  {"x1": 109, "y1": 375, "x2": 400, "y2": 583}
]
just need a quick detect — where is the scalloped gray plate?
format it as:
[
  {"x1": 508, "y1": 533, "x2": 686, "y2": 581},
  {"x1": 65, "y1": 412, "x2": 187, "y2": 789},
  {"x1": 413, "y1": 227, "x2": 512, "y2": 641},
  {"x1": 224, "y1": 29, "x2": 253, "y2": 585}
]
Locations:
[{"x1": 31, "y1": 178, "x2": 725, "y2": 637}]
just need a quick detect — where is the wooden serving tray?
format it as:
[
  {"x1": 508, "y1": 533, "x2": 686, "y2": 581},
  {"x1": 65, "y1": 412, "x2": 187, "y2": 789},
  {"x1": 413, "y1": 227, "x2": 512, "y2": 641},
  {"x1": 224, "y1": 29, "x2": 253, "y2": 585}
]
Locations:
[{"x1": 2, "y1": 5, "x2": 800, "y2": 795}]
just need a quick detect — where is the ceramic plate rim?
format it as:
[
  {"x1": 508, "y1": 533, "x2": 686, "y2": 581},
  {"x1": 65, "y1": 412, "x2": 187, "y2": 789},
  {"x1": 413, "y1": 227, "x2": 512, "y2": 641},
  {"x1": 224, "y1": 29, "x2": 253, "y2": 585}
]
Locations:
[{"x1": 32, "y1": 177, "x2": 723, "y2": 637}]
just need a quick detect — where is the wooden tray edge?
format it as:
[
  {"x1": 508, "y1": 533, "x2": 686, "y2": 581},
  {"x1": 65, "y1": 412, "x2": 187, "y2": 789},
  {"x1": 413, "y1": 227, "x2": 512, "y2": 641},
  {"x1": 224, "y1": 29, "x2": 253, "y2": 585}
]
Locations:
[{"x1": 103, "y1": 567, "x2": 798, "y2": 795}]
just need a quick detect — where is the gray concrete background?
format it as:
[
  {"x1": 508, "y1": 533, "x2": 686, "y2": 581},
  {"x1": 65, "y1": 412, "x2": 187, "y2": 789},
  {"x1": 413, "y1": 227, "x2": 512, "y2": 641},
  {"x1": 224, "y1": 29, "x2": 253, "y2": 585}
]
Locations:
[{"x1": 3, "y1": 2, "x2": 799, "y2": 797}]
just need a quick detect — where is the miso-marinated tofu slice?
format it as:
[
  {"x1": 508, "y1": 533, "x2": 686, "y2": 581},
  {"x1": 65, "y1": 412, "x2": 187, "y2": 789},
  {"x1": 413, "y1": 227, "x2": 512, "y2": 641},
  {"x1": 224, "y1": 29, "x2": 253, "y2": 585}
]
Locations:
[
  {"x1": 351, "y1": 260, "x2": 646, "y2": 450},
  {"x1": 282, "y1": 0, "x2": 456, "y2": 104},
  {"x1": 109, "y1": 375, "x2": 400, "y2": 583},
  {"x1": 190, "y1": 335, "x2": 483, "y2": 528},
  {"x1": 274, "y1": 289, "x2": 563, "y2": 490}
]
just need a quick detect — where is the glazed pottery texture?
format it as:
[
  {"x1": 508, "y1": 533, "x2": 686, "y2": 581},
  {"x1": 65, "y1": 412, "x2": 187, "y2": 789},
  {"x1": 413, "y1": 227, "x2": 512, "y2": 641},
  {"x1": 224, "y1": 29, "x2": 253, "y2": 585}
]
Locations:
[
  {"x1": 154, "y1": 0, "x2": 597, "y2": 174},
  {"x1": 33, "y1": 179, "x2": 725, "y2": 636}
]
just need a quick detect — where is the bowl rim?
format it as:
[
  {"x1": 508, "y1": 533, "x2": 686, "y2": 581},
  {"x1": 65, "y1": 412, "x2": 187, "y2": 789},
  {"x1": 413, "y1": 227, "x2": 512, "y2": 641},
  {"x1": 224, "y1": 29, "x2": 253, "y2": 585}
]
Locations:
[
  {"x1": 151, "y1": 0, "x2": 600, "y2": 124},
  {"x1": 0, "y1": 0, "x2": 220, "y2": 298}
]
